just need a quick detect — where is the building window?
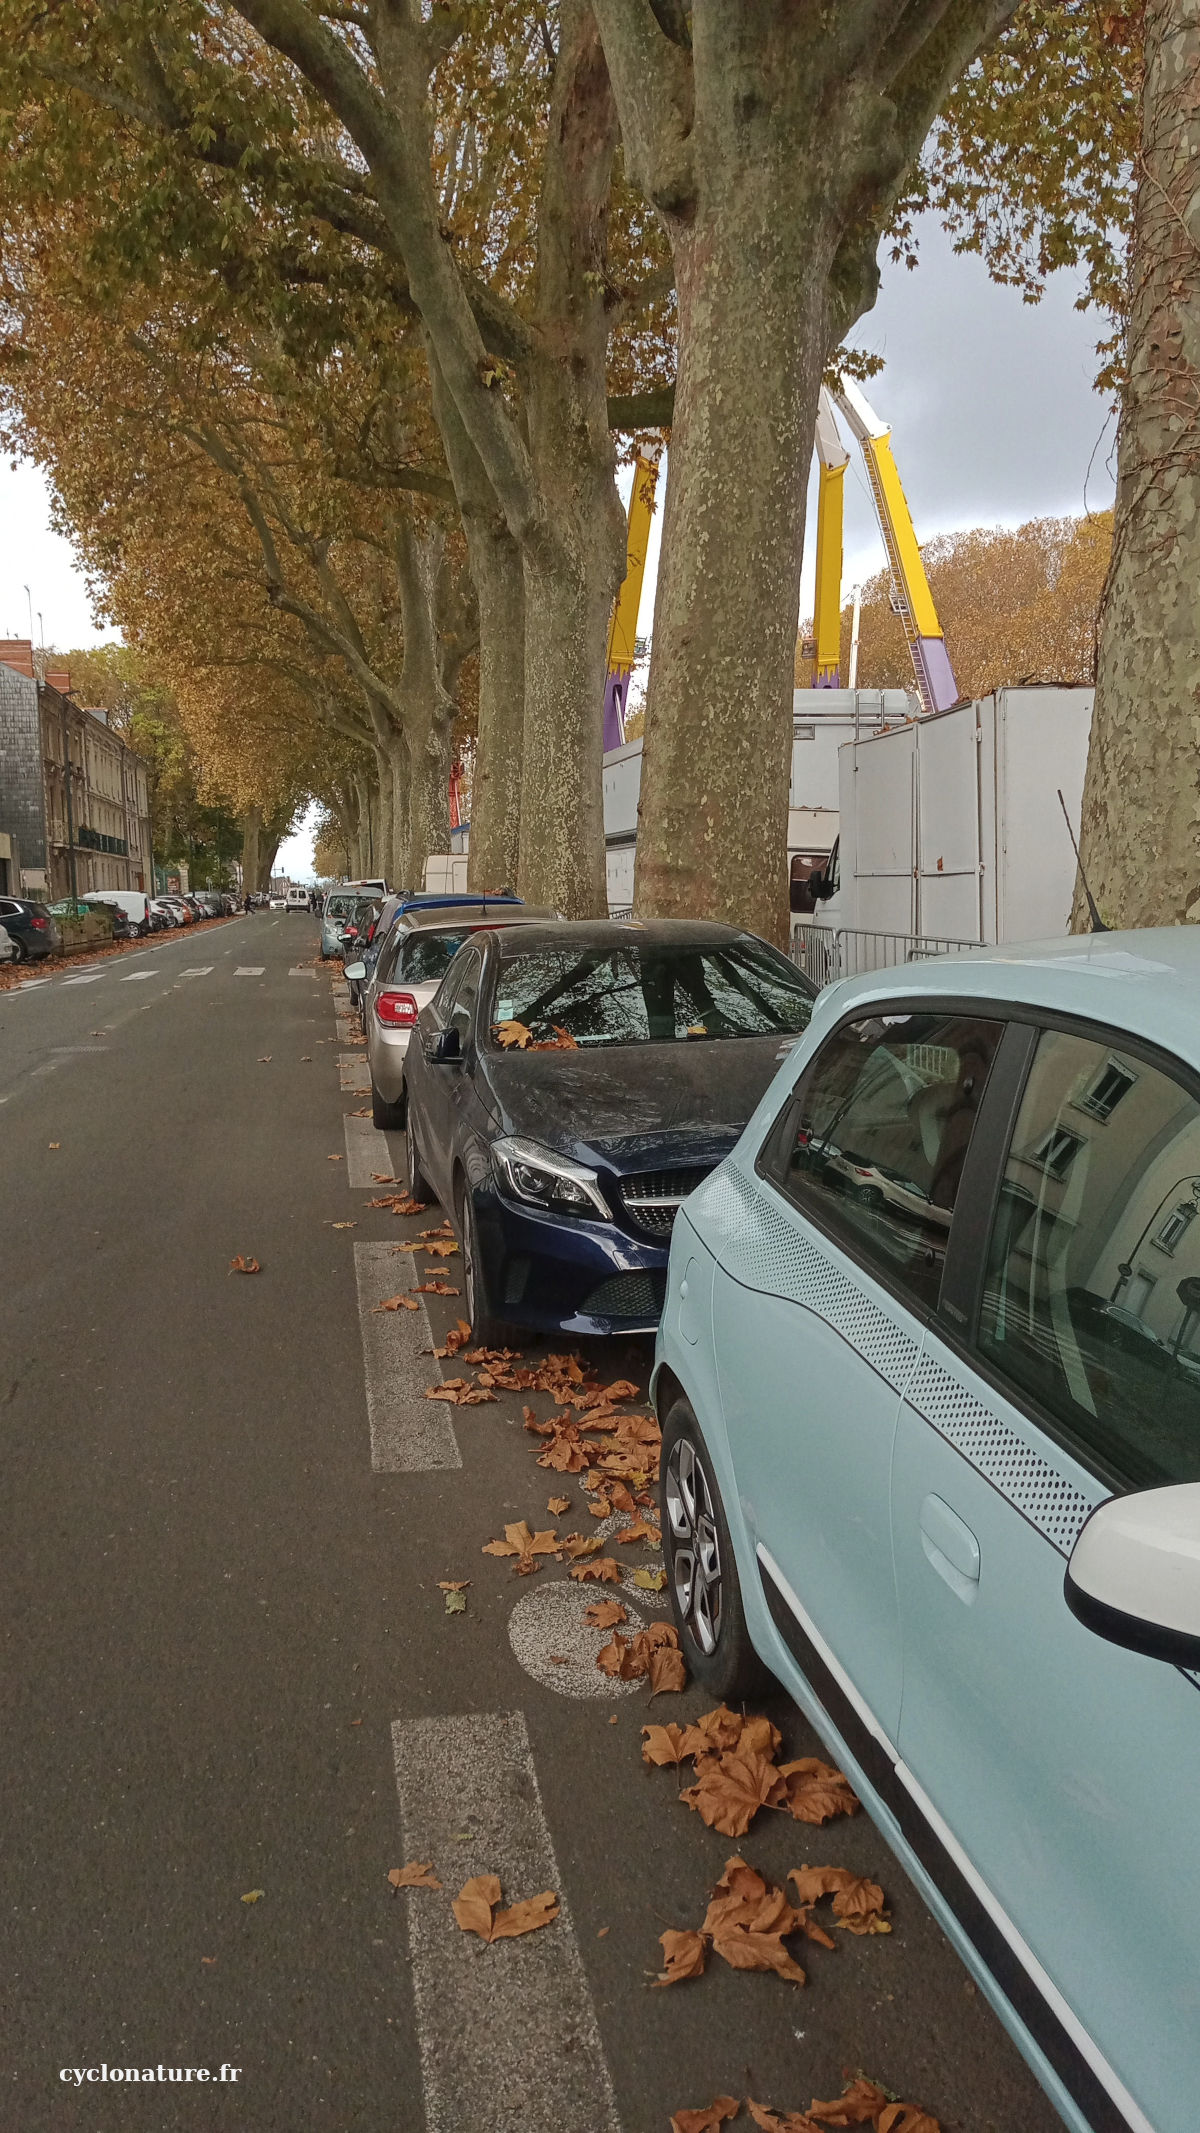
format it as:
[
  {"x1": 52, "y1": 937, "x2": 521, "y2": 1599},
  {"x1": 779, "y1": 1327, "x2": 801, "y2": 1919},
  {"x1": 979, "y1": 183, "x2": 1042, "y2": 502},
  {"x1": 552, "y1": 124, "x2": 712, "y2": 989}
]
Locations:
[
  {"x1": 1030, "y1": 1124, "x2": 1086, "y2": 1181},
  {"x1": 1154, "y1": 1202, "x2": 1198, "y2": 1257},
  {"x1": 1074, "y1": 1057, "x2": 1137, "y2": 1122}
]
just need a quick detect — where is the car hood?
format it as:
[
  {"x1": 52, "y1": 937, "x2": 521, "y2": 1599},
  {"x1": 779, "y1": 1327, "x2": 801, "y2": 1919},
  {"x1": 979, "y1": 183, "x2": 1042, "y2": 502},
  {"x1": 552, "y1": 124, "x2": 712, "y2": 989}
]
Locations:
[{"x1": 480, "y1": 1033, "x2": 801, "y2": 1174}]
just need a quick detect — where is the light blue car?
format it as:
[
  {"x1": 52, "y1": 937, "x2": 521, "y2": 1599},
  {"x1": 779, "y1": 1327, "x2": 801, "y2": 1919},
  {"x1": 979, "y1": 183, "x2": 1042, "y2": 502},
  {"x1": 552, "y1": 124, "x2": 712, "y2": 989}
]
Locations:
[{"x1": 654, "y1": 928, "x2": 1200, "y2": 2133}]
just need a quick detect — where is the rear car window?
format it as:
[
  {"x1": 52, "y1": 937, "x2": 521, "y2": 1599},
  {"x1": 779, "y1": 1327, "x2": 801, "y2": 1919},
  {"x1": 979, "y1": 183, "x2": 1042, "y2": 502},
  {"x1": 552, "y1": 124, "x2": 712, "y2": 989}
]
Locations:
[
  {"x1": 487, "y1": 937, "x2": 814, "y2": 1049},
  {"x1": 763, "y1": 1011, "x2": 1003, "y2": 1314},
  {"x1": 978, "y1": 1028, "x2": 1200, "y2": 1487},
  {"x1": 396, "y1": 930, "x2": 478, "y2": 986}
]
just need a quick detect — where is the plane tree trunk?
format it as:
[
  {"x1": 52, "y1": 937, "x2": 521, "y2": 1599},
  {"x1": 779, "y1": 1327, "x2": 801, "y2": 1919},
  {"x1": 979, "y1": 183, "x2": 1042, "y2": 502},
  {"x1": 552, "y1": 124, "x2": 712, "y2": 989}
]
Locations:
[
  {"x1": 1075, "y1": 0, "x2": 1200, "y2": 928},
  {"x1": 594, "y1": 0, "x2": 1019, "y2": 943}
]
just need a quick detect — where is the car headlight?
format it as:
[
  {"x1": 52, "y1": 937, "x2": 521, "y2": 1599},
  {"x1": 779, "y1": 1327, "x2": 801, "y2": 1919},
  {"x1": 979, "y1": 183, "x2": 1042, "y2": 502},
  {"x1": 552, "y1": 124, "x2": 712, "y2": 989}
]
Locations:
[{"x1": 492, "y1": 1135, "x2": 610, "y2": 1220}]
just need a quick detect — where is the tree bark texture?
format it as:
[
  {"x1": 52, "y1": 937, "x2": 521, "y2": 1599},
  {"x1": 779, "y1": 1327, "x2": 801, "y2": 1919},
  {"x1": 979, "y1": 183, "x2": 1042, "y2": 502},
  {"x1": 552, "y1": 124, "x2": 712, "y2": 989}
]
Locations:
[
  {"x1": 1076, "y1": 0, "x2": 1200, "y2": 928},
  {"x1": 241, "y1": 804, "x2": 262, "y2": 896}
]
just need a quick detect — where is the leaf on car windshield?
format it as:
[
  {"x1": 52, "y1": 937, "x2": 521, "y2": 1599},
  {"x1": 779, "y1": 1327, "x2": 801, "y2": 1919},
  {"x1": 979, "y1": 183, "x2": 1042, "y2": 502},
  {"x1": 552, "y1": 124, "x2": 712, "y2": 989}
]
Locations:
[
  {"x1": 493, "y1": 1019, "x2": 533, "y2": 1048},
  {"x1": 529, "y1": 1024, "x2": 579, "y2": 1051}
]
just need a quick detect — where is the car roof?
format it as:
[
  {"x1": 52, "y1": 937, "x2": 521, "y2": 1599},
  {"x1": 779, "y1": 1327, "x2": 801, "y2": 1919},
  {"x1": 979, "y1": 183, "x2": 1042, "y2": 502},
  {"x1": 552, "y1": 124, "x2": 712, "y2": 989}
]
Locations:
[
  {"x1": 811, "y1": 926, "x2": 1200, "y2": 1072},
  {"x1": 489, "y1": 917, "x2": 786, "y2": 957},
  {"x1": 397, "y1": 903, "x2": 555, "y2": 935}
]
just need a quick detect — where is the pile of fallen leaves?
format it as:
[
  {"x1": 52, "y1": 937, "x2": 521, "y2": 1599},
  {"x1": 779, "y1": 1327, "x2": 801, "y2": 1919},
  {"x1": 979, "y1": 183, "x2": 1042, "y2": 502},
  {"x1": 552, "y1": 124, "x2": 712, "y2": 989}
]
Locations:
[
  {"x1": 655, "y1": 1853, "x2": 888, "y2": 1990},
  {"x1": 643, "y1": 1706, "x2": 859, "y2": 1837},
  {"x1": 670, "y1": 2078, "x2": 939, "y2": 2132},
  {"x1": 386, "y1": 1862, "x2": 559, "y2": 1943}
]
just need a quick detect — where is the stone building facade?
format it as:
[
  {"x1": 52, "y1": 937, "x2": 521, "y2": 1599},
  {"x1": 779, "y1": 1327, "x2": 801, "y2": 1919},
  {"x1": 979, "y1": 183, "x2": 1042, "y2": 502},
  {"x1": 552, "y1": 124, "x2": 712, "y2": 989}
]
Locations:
[{"x1": 0, "y1": 640, "x2": 153, "y2": 897}]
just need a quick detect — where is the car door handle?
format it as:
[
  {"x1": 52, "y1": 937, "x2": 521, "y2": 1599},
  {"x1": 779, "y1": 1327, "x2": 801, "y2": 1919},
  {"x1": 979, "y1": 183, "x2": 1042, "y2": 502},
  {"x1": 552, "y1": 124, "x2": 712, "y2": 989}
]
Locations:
[{"x1": 919, "y1": 1493, "x2": 980, "y2": 1604}]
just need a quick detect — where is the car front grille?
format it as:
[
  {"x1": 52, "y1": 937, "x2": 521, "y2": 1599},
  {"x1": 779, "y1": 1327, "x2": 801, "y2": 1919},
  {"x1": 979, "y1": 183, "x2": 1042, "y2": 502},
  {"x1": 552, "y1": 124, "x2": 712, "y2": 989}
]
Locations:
[
  {"x1": 581, "y1": 1269, "x2": 669, "y2": 1322},
  {"x1": 617, "y1": 1166, "x2": 715, "y2": 1237}
]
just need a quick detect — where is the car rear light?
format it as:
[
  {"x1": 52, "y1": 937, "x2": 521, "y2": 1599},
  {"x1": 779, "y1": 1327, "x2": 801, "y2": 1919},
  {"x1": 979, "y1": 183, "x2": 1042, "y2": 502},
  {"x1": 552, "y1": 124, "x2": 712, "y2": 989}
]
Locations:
[
  {"x1": 30, "y1": 917, "x2": 47, "y2": 930},
  {"x1": 375, "y1": 990, "x2": 419, "y2": 1029}
]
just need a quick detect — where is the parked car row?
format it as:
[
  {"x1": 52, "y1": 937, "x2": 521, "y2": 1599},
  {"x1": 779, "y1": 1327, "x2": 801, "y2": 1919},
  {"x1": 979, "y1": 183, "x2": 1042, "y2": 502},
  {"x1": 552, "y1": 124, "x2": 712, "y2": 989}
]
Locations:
[
  {"x1": 338, "y1": 887, "x2": 1200, "y2": 2133},
  {"x1": 0, "y1": 887, "x2": 239, "y2": 961}
]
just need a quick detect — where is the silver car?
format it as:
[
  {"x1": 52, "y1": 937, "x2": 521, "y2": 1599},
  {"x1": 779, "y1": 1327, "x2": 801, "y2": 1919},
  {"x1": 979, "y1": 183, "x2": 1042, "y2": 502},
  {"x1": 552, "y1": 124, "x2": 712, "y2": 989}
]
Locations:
[{"x1": 354, "y1": 904, "x2": 554, "y2": 1129}]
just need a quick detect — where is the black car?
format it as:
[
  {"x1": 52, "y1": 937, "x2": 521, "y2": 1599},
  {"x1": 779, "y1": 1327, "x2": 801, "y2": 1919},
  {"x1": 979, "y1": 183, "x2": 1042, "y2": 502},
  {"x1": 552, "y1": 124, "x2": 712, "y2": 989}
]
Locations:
[
  {"x1": 403, "y1": 919, "x2": 817, "y2": 1340},
  {"x1": 0, "y1": 896, "x2": 61, "y2": 961}
]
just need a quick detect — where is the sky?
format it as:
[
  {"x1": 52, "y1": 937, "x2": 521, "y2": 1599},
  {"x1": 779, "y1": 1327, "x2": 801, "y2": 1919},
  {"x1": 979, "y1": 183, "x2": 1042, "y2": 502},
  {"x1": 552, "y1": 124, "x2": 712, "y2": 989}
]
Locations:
[{"x1": 1, "y1": 218, "x2": 1116, "y2": 879}]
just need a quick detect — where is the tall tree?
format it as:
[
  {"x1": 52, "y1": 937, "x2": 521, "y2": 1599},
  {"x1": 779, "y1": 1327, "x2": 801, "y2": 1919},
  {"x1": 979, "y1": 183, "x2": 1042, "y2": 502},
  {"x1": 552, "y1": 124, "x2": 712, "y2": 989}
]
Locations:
[
  {"x1": 592, "y1": 0, "x2": 1021, "y2": 943},
  {"x1": 1074, "y1": 0, "x2": 1200, "y2": 927}
]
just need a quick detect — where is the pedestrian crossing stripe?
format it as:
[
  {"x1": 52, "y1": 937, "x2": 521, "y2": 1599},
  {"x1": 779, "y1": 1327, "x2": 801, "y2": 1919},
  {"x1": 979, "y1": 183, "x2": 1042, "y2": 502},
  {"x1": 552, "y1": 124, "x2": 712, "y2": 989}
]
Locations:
[
  {"x1": 234, "y1": 966, "x2": 266, "y2": 976},
  {"x1": 181, "y1": 967, "x2": 214, "y2": 977}
]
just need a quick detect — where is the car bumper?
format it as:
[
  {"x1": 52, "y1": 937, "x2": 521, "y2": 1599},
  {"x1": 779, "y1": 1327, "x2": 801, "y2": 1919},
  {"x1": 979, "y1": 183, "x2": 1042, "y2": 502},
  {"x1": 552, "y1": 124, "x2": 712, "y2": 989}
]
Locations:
[
  {"x1": 367, "y1": 1022, "x2": 412, "y2": 1104},
  {"x1": 471, "y1": 1182, "x2": 669, "y2": 1336}
]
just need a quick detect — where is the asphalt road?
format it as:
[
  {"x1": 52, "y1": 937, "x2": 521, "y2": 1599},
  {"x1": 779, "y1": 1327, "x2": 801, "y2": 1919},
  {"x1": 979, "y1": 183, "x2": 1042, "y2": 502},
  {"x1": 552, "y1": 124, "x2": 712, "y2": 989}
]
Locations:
[{"x1": 0, "y1": 913, "x2": 1064, "y2": 2133}]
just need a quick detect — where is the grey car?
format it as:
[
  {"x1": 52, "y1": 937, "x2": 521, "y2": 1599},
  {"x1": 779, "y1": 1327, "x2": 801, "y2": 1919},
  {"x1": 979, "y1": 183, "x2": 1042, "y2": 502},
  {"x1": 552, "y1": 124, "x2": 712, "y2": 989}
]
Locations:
[{"x1": 355, "y1": 904, "x2": 555, "y2": 1129}]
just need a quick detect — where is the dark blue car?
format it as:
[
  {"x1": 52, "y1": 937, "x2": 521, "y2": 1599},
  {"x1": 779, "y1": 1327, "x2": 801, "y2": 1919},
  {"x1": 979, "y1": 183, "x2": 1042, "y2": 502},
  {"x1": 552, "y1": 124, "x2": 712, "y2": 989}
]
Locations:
[{"x1": 402, "y1": 919, "x2": 817, "y2": 1339}]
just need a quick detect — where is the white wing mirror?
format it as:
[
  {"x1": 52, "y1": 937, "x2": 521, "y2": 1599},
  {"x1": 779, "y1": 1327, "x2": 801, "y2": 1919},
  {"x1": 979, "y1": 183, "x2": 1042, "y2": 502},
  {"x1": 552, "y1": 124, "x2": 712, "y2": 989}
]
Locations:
[
  {"x1": 1065, "y1": 1482, "x2": 1200, "y2": 1666},
  {"x1": 343, "y1": 961, "x2": 366, "y2": 982}
]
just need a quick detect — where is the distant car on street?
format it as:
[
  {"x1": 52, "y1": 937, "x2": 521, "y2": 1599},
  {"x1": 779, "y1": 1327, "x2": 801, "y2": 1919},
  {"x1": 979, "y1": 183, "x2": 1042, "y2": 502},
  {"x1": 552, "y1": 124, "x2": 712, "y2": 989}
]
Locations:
[
  {"x1": 0, "y1": 896, "x2": 61, "y2": 961},
  {"x1": 350, "y1": 902, "x2": 552, "y2": 1130},
  {"x1": 402, "y1": 918, "x2": 817, "y2": 1341},
  {"x1": 652, "y1": 925, "x2": 1200, "y2": 2133},
  {"x1": 81, "y1": 889, "x2": 152, "y2": 937},
  {"x1": 268, "y1": 893, "x2": 287, "y2": 910},
  {"x1": 286, "y1": 886, "x2": 309, "y2": 910}
]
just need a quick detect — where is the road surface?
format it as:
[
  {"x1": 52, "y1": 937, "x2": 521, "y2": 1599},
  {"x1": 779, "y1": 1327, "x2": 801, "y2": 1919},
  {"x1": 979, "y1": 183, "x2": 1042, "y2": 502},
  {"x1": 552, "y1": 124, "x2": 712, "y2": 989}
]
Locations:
[{"x1": 0, "y1": 912, "x2": 1062, "y2": 2131}]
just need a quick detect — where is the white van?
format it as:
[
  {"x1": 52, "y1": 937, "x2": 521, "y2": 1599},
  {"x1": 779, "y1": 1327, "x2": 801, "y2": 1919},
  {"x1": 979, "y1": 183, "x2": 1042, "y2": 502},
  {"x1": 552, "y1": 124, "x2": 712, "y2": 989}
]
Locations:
[
  {"x1": 286, "y1": 886, "x2": 309, "y2": 909},
  {"x1": 82, "y1": 890, "x2": 151, "y2": 936}
]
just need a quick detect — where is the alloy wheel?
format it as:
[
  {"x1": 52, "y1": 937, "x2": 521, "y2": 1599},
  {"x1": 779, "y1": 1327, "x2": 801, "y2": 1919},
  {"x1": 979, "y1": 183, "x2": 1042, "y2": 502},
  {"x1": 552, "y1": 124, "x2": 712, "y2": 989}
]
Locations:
[{"x1": 665, "y1": 1436, "x2": 723, "y2": 1656}]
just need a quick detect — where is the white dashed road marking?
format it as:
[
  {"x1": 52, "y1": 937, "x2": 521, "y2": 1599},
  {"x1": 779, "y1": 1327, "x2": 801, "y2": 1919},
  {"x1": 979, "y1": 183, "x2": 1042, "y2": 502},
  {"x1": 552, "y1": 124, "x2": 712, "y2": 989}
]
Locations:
[
  {"x1": 507, "y1": 1584, "x2": 648, "y2": 1699},
  {"x1": 390, "y1": 1709, "x2": 619, "y2": 2133},
  {"x1": 343, "y1": 1111, "x2": 404, "y2": 1188},
  {"x1": 235, "y1": 966, "x2": 266, "y2": 976},
  {"x1": 60, "y1": 973, "x2": 107, "y2": 986},
  {"x1": 353, "y1": 1241, "x2": 460, "y2": 1472},
  {"x1": 339, "y1": 1053, "x2": 371, "y2": 1094},
  {"x1": 16, "y1": 978, "x2": 51, "y2": 989},
  {"x1": 180, "y1": 966, "x2": 214, "y2": 977},
  {"x1": 120, "y1": 970, "x2": 156, "y2": 981},
  {"x1": 288, "y1": 966, "x2": 312, "y2": 977}
]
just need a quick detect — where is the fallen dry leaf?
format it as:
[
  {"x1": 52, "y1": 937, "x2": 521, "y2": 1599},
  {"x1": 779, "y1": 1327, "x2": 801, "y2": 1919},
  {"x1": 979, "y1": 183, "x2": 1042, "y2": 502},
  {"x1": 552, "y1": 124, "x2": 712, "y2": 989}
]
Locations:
[
  {"x1": 437, "y1": 1580, "x2": 471, "y2": 1592},
  {"x1": 200, "y1": 1957, "x2": 216, "y2": 1966},
  {"x1": 376, "y1": 1293, "x2": 419, "y2": 1312},
  {"x1": 48, "y1": 1141, "x2": 61, "y2": 1150},
  {"x1": 257, "y1": 1054, "x2": 272, "y2": 1062},
  {"x1": 412, "y1": 1281, "x2": 461, "y2": 1295},
  {"x1": 614, "y1": 1515, "x2": 662, "y2": 1546},
  {"x1": 371, "y1": 1173, "x2": 399, "y2": 1182},
  {"x1": 330, "y1": 1220, "x2": 356, "y2": 1230},
  {"x1": 452, "y1": 1874, "x2": 559, "y2": 1942},
  {"x1": 547, "y1": 1495, "x2": 571, "y2": 1515},
  {"x1": 328, "y1": 1154, "x2": 343, "y2": 1161},
  {"x1": 585, "y1": 1599, "x2": 628, "y2": 1629},
  {"x1": 387, "y1": 1862, "x2": 442, "y2": 1891},
  {"x1": 776, "y1": 1759, "x2": 860, "y2": 1826},
  {"x1": 804, "y1": 2078, "x2": 890, "y2": 2127},
  {"x1": 655, "y1": 1928, "x2": 708, "y2": 1986},
  {"x1": 240, "y1": 1889, "x2": 264, "y2": 1905},
  {"x1": 649, "y1": 1642, "x2": 688, "y2": 1695},
  {"x1": 670, "y1": 2099, "x2": 740, "y2": 2133},
  {"x1": 642, "y1": 1722, "x2": 696, "y2": 1767},
  {"x1": 569, "y1": 1557, "x2": 623, "y2": 1584},
  {"x1": 228, "y1": 1256, "x2": 261, "y2": 1275},
  {"x1": 587, "y1": 1497, "x2": 611, "y2": 1517},
  {"x1": 431, "y1": 1318, "x2": 472, "y2": 1358},
  {"x1": 632, "y1": 1565, "x2": 667, "y2": 1591},
  {"x1": 681, "y1": 1750, "x2": 787, "y2": 1838},
  {"x1": 482, "y1": 1522, "x2": 561, "y2": 1574},
  {"x1": 746, "y1": 2104, "x2": 824, "y2": 2132},
  {"x1": 878, "y1": 2106, "x2": 940, "y2": 2133},
  {"x1": 561, "y1": 1534, "x2": 603, "y2": 1561},
  {"x1": 422, "y1": 1239, "x2": 459, "y2": 1258}
]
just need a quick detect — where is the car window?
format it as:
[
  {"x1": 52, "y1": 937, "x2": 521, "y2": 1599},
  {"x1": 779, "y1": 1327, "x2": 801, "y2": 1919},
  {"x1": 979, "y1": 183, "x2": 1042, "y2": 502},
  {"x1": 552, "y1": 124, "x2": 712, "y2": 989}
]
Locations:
[
  {"x1": 486, "y1": 936, "x2": 814, "y2": 1049},
  {"x1": 765, "y1": 1010, "x2": 1003, "y2": 1313},
  {"x1": 445, "y1": 949, "x2": 483, "y2": 1042},
  {"x1": 397, "y1": 929, "x2": 480, "y2": 987},
  {"x1": 977, "y1": 1028, "x2": 1200, "y2": 1487}
]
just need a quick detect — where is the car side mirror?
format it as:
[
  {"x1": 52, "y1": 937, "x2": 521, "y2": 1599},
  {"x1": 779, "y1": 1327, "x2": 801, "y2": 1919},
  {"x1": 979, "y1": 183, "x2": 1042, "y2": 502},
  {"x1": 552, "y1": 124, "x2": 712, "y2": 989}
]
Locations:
[
  {"x1": 423, "y1": 1026, "x2": 462, "y2": 1064},
  {"x1": 1064, "y1": 1482, "x2": 1200, "y2": 1666},
  {"x1": 343, "y1": 961, "x2": 366, "y2": 981}
]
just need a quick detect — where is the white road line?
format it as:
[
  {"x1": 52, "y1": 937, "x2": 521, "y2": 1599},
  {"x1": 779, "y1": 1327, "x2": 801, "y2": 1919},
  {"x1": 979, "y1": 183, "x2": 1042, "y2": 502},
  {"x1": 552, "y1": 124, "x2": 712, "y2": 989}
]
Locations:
[
  {"x1": 343, "y1": 1112, "x2": 404, "y2": 1187},
  {"x1": 339, "y1": 1054, "x2": 371, "y2": 1093},
  {"x1": 353, "y1": 1241, "x2": 460, "y2": 1471},
  {"x1": 235, "y1": 966, "x2": 266, "y2": 976},
  {"x1": 180, "y1": 966, "x2": 214, "y2": 977},
  {"x1": 17, "y1": 978, "x2": 51, "y2": 989},
  {"x1": 60, "y1": 973, "x2": 106, "y2": 986},
  {"x1": 390, "y1": 1710, "x2": 619, "y2": 2133},
  {"x1": 120, "y1": 970, "x2": 156, "y2": 981},
  {"x1": 288, "y1": 967, "x2": 312, "y2": 977}
]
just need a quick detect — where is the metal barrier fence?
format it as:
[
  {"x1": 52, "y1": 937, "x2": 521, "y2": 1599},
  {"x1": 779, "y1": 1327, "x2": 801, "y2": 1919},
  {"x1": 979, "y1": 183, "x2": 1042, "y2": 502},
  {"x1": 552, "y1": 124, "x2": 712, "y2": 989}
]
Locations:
[{"x1": 789, "y1": 923, "x2": 978, "y2": 988}]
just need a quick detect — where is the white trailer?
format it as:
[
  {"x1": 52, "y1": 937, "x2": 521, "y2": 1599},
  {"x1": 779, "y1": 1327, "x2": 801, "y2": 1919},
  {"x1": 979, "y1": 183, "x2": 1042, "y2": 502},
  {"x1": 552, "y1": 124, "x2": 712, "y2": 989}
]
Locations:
[
  {"x1": 603, "y1": 687, "x2": 915, "y2": 913},
  {"x1": 798, "y1": 685, "x2": 1094, "y2": 979}
]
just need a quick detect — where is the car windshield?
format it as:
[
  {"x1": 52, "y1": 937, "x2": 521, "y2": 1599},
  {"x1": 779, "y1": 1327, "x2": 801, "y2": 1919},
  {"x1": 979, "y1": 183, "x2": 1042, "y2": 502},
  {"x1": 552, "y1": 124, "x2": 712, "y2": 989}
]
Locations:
[
  {"x1": 325, "y1": 894, "x2": 358, "y2": 920},
  {"x1": 486, "y1": 936, "x2": 814, "y2": 1049},
  {"x1": 396, "y1": 929, "x2": 481, "y2": 986}
]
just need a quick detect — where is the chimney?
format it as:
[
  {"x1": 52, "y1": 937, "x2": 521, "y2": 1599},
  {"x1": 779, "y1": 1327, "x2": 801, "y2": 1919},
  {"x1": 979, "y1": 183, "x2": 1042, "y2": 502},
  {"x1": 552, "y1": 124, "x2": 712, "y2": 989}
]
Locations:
[
  {"x1": 0, "y1": 638, "x2": 35, "y2": 679},
  {"x1": 45, "y1": 668, "x2": 72, "y2": 696}
]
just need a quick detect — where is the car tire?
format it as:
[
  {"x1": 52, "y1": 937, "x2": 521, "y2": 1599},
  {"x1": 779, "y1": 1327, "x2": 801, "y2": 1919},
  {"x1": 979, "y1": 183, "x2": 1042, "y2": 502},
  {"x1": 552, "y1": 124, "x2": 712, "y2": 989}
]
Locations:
[
  {"x1": 455, "y1": 1177, "x2": 509, "y2": 1349},
  {"x1": 660, "y1": 1398, "x2": 769, "y2": 1701},
  {"x1": 406, "y1": 1105, "x2": 434, "y2": 1204},
  {"x1": 371, "y1": 1078, "x2": 406, "y2": 1132}
]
